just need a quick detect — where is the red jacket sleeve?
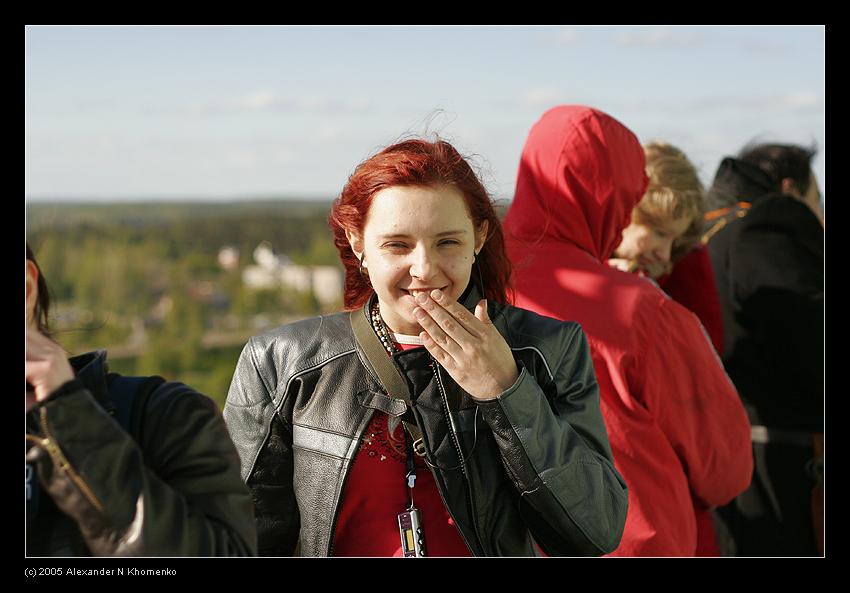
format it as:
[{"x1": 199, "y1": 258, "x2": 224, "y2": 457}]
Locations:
[
  {"x1": 658, "y1": 247, "x2": 725, "y2": 357},
  {"x1": 637, "y1": 297, "x2": 752, "y2": 508}
]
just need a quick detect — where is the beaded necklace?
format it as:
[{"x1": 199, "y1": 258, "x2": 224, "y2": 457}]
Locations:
[{"x1": 370, "y1": 301, "x2": 399, "y2": 356}]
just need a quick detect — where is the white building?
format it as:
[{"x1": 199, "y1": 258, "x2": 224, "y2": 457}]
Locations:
[
  {"x1": 243, "y1": 242, "x2": 343, "y2": 307},
  {"x1": 217, "y1": 246, "x2": 240, "y2": 271}
]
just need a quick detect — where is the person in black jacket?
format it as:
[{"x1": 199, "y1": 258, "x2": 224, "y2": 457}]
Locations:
[
  {"x1": 705, "y1": 143, "x2": 823, "y2": 556},
  {"x1": 25, "y1": 243, "x2": 257, "y2": 556}
]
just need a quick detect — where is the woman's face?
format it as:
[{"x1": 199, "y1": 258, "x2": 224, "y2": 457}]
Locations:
[
  {"x1": 614, "y1": 215, "x2": 691, "y2": 278},
  {"x1": 348, "y1": 184, "x2": 488, "y2": 335}
]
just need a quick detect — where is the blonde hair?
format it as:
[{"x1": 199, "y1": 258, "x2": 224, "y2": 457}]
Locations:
[{"x1": 632, "y1": 141, "x2": 705, "y2": 261}]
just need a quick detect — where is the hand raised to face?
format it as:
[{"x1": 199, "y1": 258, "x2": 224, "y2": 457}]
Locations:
[
  {"x1": 26, "y1": 328, "x2": 75, "y2": 412},
  {"x1": 412, "y1": 289, "x2": 518, "y2": 401},
  {"x1": 608, "y1": 257, "x2": 671, "y2": 279}
]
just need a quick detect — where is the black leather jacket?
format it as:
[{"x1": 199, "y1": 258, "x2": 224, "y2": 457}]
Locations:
[
  {"x1": 224, "y1": 285, "x2": 628, "y2": 556},
  {"x1": 25, "y1": 350, "x2": 257, "y2": 556}
]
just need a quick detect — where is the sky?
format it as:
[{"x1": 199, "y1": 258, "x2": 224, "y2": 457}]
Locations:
[{"x1": 25, "y1": 25, "x2": 825, "y2": 203}]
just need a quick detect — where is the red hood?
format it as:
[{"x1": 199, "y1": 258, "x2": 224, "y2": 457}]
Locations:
[{"x1": 503, "y1": 105, "x2": 649, "y2": 262}]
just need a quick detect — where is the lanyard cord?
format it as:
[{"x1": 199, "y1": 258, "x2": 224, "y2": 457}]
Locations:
[
  {"x1": 402, "y1": 414, "x2": 482, "y2": 503},
  {"x1": 404, "y1": 430, "x2": 417, "y2": 509}
]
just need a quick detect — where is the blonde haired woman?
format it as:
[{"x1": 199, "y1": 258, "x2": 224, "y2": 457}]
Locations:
[{"x1": 610, "y1": 141, "x2": 724, "y2": 356}]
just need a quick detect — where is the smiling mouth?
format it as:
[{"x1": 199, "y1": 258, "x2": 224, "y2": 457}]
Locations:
[{"x1": 402, "y1": 287, "x2": 446, "y2": 298}]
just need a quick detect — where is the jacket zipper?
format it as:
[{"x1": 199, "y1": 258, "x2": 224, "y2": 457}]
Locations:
[
  {"x1": 429, "y1": 356, "x2": 485, "y2": 555},
  {"x1": 25, "y1": 407, "x2": 105, "y2": 513},
  {"x1": 431, "y1": 358, "x2": 466, "y2": 477}
]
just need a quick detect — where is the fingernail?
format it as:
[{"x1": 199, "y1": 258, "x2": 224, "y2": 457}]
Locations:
[
  {"x1": 415, "y1": 292, "x2": 428, "y2": 304},
  {"x1": 432, "y1": 289, "x2": 443, "y2": 301},
  {"x1": 413, "y1": 307, "x2": 425, "y2": 318}
]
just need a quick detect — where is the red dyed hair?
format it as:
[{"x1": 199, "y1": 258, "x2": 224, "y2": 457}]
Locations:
[{"x1": 329, "y1": 138, "x2": 513, "y2": 310}]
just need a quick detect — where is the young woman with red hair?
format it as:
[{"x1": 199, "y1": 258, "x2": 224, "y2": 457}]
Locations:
[{"x1": 224, "y1": 138, "x2": 627, "y2": 557}]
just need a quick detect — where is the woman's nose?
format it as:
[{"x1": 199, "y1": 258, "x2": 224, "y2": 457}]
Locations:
[{"x1": 409, "y1": 246, "x2": 437, "y2": 280}]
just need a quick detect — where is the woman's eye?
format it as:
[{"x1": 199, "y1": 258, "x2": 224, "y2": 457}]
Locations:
[{"x1": 381, "y1": 239, "x2": 460, "y2": 250}]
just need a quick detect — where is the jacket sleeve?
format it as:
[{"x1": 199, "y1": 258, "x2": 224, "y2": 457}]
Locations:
[
  {"x1": 25, "y1": 378, "x2": 257, "y2": 556},
  {"x1": 223, "y1": 338, "x2": 300, "y2": 556},
  {"x1": 475, "y1": 324, "x2": 629, "y2": 556},
  {"x1": 640, "y1": 298, "x2": 753, "y2": 509}
]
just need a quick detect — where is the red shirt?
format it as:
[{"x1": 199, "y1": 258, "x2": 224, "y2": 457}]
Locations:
[
  {"x1": 657, "y1": 246, "x2": 725, "y2": 357},
  {"x1": 331, "y1": 342, "x2": 472, "y2": 557}
]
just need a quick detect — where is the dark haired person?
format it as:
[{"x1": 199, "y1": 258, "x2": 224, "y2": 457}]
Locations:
[
  {"x1": 223, "y1": 137, "x2": 628, "y2": 556},
  {"x1": 502, "y1": 106, "x2": 753, "y2": 556},
  {"x1": 704, "y1": 143, "x2": 824, "y2": 556},
  {"x1": 26, "y1": 244, "x2": 257, "y2": 556}
]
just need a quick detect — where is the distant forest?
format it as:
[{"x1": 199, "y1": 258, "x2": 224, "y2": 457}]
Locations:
[{"x1": 26, "y1": 199, "x2": 342, "y2": 408}]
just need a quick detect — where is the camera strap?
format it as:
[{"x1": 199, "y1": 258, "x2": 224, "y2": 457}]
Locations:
[{"x1": 349, "y1": 304, "x2": 426, "y2": 454}]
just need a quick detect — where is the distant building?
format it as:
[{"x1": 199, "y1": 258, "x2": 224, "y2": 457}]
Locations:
[
  {"x1": 253, "y1": 242, "x2": 286, "y2": 270},
  {"x1": 311, "y1": 267, "x2": 345, "y2": 307},
  {"x1": 218, "y1": 246, "x2": 240, "y2": 271},
  {"x1": 242, "y1": 241, "x2": 343, "y2": 307}
]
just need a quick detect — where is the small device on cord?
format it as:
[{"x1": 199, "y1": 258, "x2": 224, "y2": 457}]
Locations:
[{"x1": 398, "y1": 507, "x2": 426, "y2": 557}]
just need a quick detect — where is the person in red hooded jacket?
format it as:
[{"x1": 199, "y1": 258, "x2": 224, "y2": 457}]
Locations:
[
  {"x1": 608, "y1": 141, "x2": 727, "y2": 555},
  {"x1": 502, "y1": 105, "x2": 753, "y2": 556}
]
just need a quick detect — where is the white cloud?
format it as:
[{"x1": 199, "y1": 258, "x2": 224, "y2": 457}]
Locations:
[
  {"x1": 538, "y1": 28, "x2": 580, "y2": 47},
  {"x1": 191, "y1": 92, "x2": 375, "y2": 115},
  {"x1": 613, "y1": 29, "x2": 704, "y2": 48},
  {"x1": 225, "y1": 149, "x2": 259, "y2": 168},
  {"x1": 222, "y1": 146, "x2": 296, "y2": 168},
  {"x1": 237, "y1": 91, "x2": 277, "y2": 110},
  {"x1": 273, "y1": 149, "x2": 295, "y2": 164},
  {"x1": 612, "y1": 92, "x2": 824, "y2": 117},
  {"x1": 519, "y1": 88, "x2": 568, "y2": 109},
  {"x1": 710, "y1": 93, "x2": 824, "y2": 115},
  {"x1": 316, "y1": 124, "x2": 341, "y2": 142},
  {"x1": 738, "y1": 40, "x2": 793, "y2": 54},
  {"x1": 780, "y1": 92, "x2": 823, "y2": 111}
]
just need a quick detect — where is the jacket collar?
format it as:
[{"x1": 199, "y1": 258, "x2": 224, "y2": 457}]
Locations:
[
  {"x1": 68, "y1": 349, "x2": 111, "y2": 406},
  {"x1": 459, "y1": 280, "x2": 483, "y2": 311}
]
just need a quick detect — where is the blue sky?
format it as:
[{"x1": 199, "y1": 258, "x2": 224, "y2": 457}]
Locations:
[{"x1": 25, "y1": 25, "x2": 825, "y2": 203}]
